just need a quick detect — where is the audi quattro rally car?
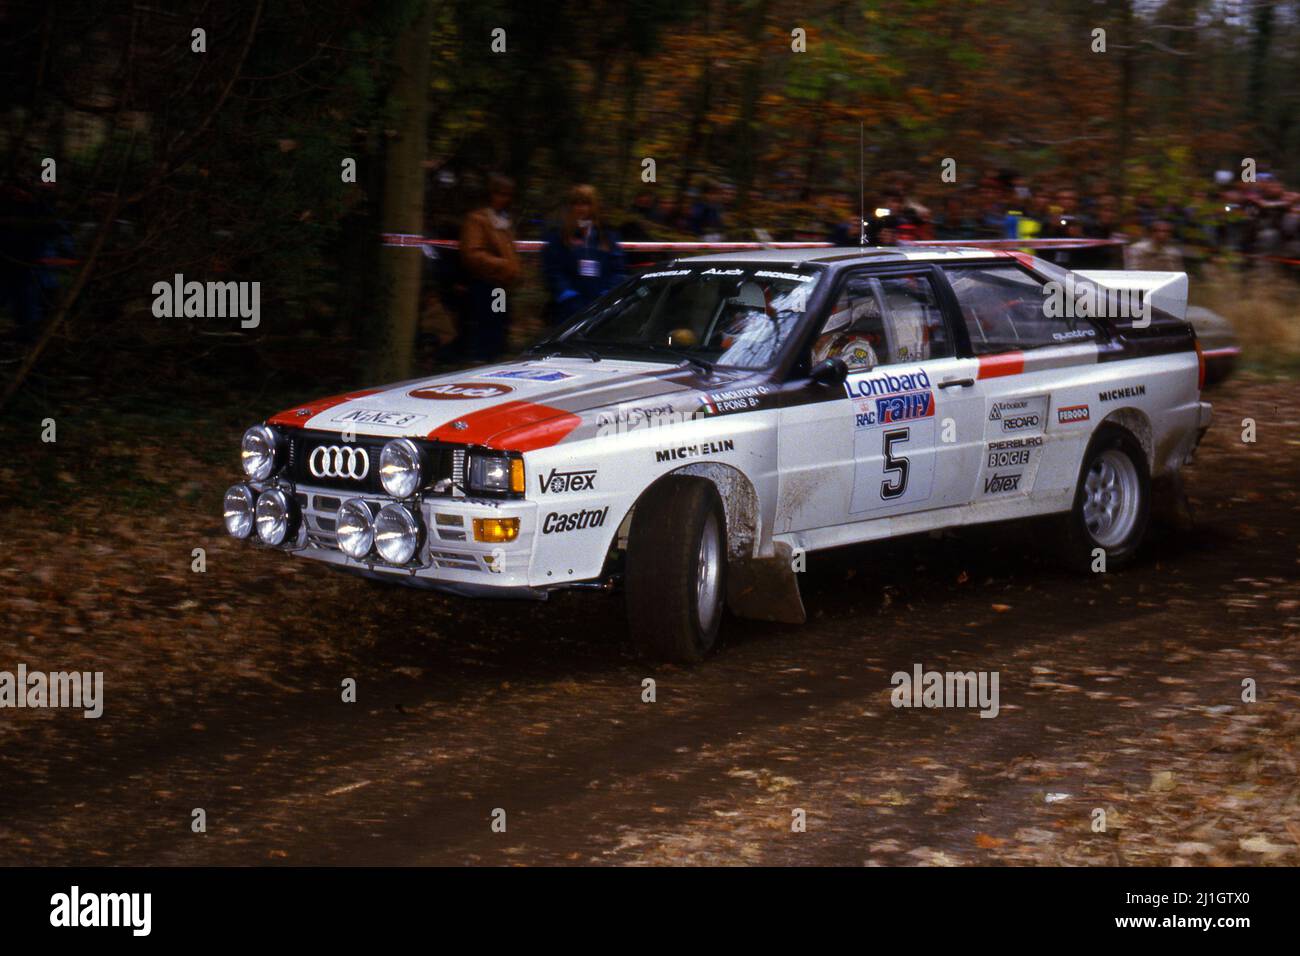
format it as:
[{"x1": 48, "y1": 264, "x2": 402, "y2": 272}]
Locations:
[{"x1": 223, "y1": 248, "x2": 1212, "y2": 662}]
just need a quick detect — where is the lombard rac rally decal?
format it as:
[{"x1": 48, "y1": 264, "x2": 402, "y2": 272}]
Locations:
[
  {"x1": 483, "y1": 368, "x2": 576, "y2": 383},
  {"x1": 846, "y1": 367, "x2": 937, "y2": 514},
  {"x1": 979, "y1": 395, "x2": 1049, "y2": 498},
  {"x1": 408, "y1": 382, "x2": 514, "y2": 400}
]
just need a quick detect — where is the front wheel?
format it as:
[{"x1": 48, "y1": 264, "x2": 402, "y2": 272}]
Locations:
[
  {"x1": 1059, "y1": 425, "x2": 1150, "y2": 571},
  {"x1": 625, "y1": 478, "x2": 726, "y2": 662}
]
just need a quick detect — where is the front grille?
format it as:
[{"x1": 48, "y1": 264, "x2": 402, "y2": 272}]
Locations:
[{"x1": 285, "y1": 430, "x2": 461, "y2": 496}]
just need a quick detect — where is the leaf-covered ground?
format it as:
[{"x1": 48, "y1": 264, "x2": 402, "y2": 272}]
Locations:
[{"x1": 0, "y1": 374, "x2": 1296, "y2": 865}]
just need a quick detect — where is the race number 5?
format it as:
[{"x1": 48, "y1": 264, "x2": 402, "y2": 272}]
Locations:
[{"x1": 881, "y1": 427, "x2": 910, "y2": 500}]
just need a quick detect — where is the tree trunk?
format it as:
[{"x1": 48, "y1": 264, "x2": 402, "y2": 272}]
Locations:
[{"x1": 369, "y1": 0, "x2": 433, "y2": 383}]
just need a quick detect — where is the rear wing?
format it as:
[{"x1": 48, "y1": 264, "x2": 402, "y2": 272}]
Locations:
[{"x1": 1075, "y1": 270, "x2": 1188, "y2": 324}]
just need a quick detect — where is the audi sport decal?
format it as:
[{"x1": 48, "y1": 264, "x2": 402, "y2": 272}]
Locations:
[
  {"x1": 1057, "y1": 404, "x2": 1090, "y2": 424},
  {"x1": 409, "y1": 382, "x2": 514, "y2": 400}
]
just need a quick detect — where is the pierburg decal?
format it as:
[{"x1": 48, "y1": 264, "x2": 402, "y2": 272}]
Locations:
[
  {"x1": 541, "y1": 506, "x2": 609, "y2": 534},
  {"x1": 408, "y1": 382, "x2": 514, "y2": 400},
  {"x1": 538, "y1": 468, "x2": 596, "y2": 494},
  {"x1": 1057, "y1": 404, "x2": 1091, "y2": 424},
  {"x1": 654, "y1": 439, "x2": 736, "y2": 463},
  {"x1": 1099, "y1": 384, "x2": 1147, "y2": 402}
]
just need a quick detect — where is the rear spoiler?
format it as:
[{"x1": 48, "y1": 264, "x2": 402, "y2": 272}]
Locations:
[{"x1": 1075, "y1": 270, "x2": 1188, "y2": 323}]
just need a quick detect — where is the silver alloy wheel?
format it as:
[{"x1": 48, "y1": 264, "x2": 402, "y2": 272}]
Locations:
[
  {"x1": 1082, "y1": 448, "x2": 1141, "y2": 549},
  {"x1": 696, "y1": 510, "x2": 723, "y2": 635}
]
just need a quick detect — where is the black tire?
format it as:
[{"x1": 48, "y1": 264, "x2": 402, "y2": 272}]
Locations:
[
  {"x1": 1059, "y1": 424, "x2": 1151, "y2": 571},
  {"x1": 625, "y1": 477, "x2": 726, "y2": 663}
]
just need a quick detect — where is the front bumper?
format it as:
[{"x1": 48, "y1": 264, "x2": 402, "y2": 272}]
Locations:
[{"x1": 274, "y1": 482, "x2": 543, "y2": 591}]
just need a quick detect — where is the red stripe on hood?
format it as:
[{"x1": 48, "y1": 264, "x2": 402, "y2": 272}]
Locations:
[
  {"x1": 427, "y1": 400, "x2": 581, "y2": 451},
  {"x1": 266, "y1": 389, "x2": 382, "y2": 428},
  {"x1": 977, "y1": 352, "x2": 1024, "y2": 379}
]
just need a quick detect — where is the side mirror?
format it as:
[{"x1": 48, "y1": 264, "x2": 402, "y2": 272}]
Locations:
[{"x1": 810, "y1": 357, "x2": 848, "y2": 387}]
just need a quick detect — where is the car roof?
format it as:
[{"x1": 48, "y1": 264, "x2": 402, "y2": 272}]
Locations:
[{"x1": 679, "y1": 246, "x2": 1004, "y2": 266}]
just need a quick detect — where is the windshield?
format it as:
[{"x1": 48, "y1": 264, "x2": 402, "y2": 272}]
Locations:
[{"x1": 549, "y1": 264, "x2": 823, "y2": 370}]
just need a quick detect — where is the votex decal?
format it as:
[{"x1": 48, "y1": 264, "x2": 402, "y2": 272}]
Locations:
[
  {"x1": 978, "y1": 394, "x2": 1048, "y2": 499},
  {"x1": 845, "y1": 368, "x2": 935, "y2": 429}
]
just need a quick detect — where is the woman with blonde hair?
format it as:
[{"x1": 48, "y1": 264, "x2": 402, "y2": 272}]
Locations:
[{"x1": 542, "y1": 184, "x2": 625, "y2": 324}]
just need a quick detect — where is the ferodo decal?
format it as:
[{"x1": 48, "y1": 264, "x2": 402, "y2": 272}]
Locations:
[
  {"x1": 1057, "y1": 404, "x2": 1090, "y2": 424},
  {"x1": 846, "y1": 368, "x2": 935, "y2": 429},
  {"x1": 541, "y1": 507, "x2": 609, "y2": 534},
  {"x1": 1099, "y1": 384, "x2": 1146, "y2": 402},
  {"x1": 538, "y1": 468, "x2": 596, "y2": 494},
  {"x1": 654, "y1": 439, "x2": 736, "y2": 463},
  {"x1": 408, "y1": 382, "x2": 514, "y2": 400}
]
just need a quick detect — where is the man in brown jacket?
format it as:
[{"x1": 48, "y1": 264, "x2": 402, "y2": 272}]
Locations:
[{"x1": 459, "y1": 174, "x2": 521, "y2": 360}]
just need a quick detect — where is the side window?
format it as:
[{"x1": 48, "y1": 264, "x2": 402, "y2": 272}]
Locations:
[
  {"x1": 944, "y1": 265, "x2": 1099, "y2": 354},
  {"x1": 813, "y1": 273, "x2": 952, "y2": 370}
]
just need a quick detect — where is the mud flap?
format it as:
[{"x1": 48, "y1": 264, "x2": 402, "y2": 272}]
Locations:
[
  {"x1": 1152, "y1": 471, "x2": 1195, "y2": 532},
  {"x1": 726, "y1": 542, "x2": 807, "y2": 625}
]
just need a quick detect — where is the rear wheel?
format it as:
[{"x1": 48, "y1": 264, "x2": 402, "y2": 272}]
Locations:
[
  {"x1": 1059, "y1": 425, "x2": 1150, "y2": 570},
  {"x1": 625, "y1": 478, "x2": 726, "y2": 662}
]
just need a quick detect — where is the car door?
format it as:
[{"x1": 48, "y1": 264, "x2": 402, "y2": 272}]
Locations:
[
  {"x1": 776, "y1": 265, "x2": 983, "y2": 533},
  {"x1": 941, "y1": 261, "x2": 1107, "y2": 507}
]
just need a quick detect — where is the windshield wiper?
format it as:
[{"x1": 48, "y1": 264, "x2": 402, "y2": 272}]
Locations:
[
  {"x1": 525, "y1": 340, "x2": 602, "y2": 362},
  {"x1": 603, "y1": 342, "x2": 715, "y2": 376}
]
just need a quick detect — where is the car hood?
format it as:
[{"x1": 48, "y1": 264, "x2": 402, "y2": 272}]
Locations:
[{"x1": 266, "y1": 357, "x2": 750, "y2": 452}]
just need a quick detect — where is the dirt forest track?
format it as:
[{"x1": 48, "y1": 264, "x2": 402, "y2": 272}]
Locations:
[{"x1": 1, "y1": 376, "x2": 1297, "y2": 866}]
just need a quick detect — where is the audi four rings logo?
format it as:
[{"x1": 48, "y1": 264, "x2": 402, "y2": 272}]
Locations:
[{"x1": 309, "y1": 445, "x2": 370, "y2": 480}]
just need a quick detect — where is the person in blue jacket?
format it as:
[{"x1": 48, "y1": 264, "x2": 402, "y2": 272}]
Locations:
[{"x1": 542, "y1": 184, "x2": 625, "y2": 325}]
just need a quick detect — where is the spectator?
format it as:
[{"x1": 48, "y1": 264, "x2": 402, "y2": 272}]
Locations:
[
  {"x1": 542, "y1": 184, "x2": 625, "y2": 325},
  {"x1": 458, "y1": 173, "x2": 521, "y2": 361},
  {"x1": 1125, "y1": 220, "x2": 1185, "y2": 272},
  {"x1": 688, "y1": 182, "x2": 726, "y2": 240},
  {"x1": 620, "y1": 189, "x2": 663, "y2": 241}
]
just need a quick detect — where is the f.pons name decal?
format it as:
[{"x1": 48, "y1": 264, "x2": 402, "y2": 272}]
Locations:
[{"x1": 654, "y1": 439, "x2": 736, "y2": 463}]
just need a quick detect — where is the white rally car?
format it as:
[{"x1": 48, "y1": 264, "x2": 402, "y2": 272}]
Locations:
[{"x1": 224, "y1": 248, "x2": 1211, "y2": 661}]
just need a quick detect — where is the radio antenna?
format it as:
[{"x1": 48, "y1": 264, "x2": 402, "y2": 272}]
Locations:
[{"x1": 859, "y1": 121, "x2": 865, "y2": 246}]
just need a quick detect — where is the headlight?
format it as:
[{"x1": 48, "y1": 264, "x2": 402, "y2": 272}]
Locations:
[
  {"x1": 255, "y1": 488, "x2": 297, "y2": 546},
  {"x1": 336, "y1": 498, "x2": 376, "y2": 559},
  {"x1": 223, "y1": 484, "x2": 256, "y2": 539},
  {"x1": 241, "y1": 425, "x2": 281, "y2": 481},
  {"x1": 468, "y1": 454, "x2": 524, "y2": 494},
  {"x1": 374, "y1": 503, "x2": 422, "y2": 565},
  {"x1": 380, "y1": 438, "x2": 423, "y2": 498}
]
